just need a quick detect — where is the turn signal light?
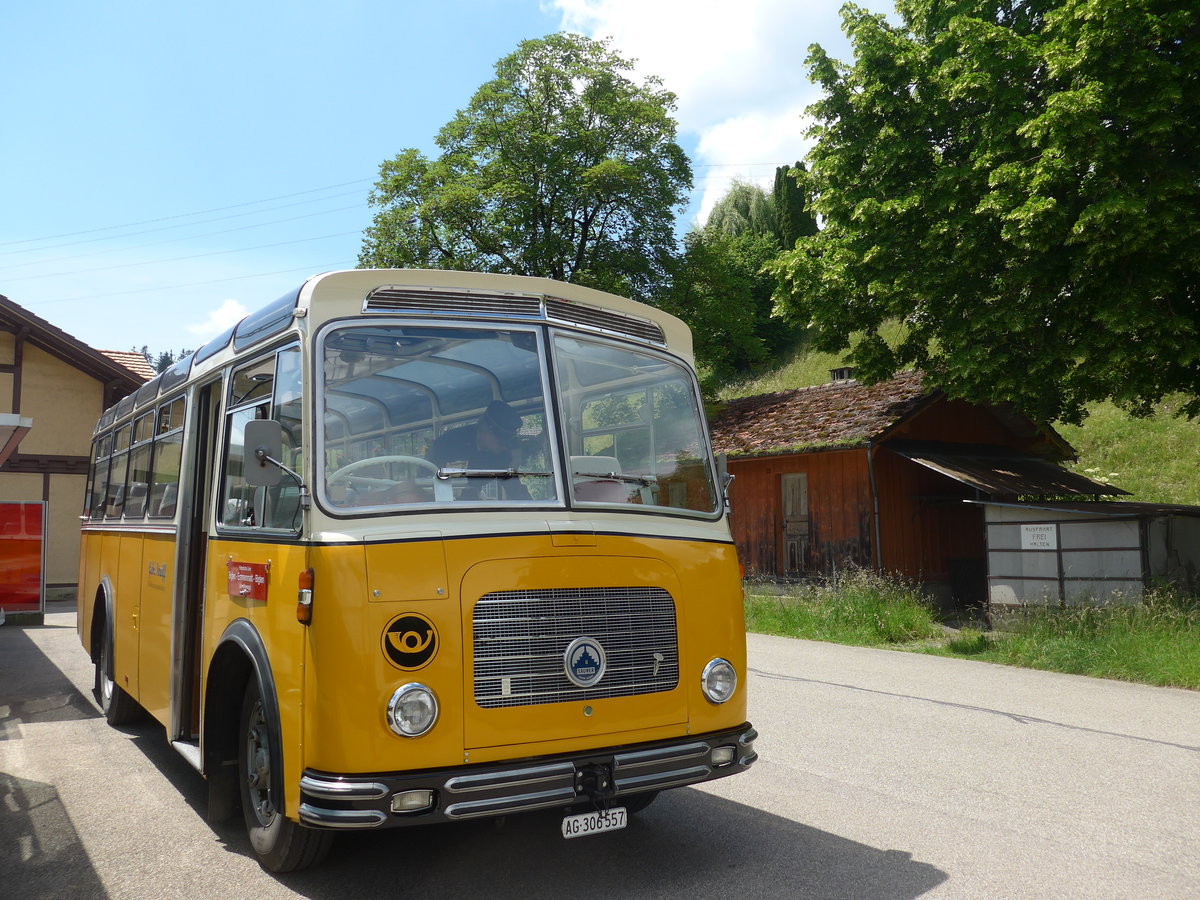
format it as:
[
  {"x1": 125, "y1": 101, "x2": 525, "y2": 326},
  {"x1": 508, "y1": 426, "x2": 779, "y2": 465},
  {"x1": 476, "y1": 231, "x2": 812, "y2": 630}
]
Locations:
[{"x1": 297, "y1": 567, "x2": 314, "y2": 625}]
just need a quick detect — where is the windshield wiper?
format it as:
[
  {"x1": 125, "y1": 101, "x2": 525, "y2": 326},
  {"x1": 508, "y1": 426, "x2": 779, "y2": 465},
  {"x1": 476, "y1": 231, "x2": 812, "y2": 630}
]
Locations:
[
  {"x1": 436, "y1": 467, "x2": 553, "y2": 480},
  {"x1": 572, "y1": 471, "x2": 658, "y2": 486}
]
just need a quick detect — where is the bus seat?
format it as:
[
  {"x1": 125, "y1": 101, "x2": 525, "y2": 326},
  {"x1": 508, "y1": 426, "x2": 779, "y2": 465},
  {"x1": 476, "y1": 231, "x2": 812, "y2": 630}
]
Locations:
[
  {"x1": 570, "y1": 455, "x2": 627, "y2": 502},
  {"x1": 155, "y1": 483, "x2": 178, "y2": 517}
]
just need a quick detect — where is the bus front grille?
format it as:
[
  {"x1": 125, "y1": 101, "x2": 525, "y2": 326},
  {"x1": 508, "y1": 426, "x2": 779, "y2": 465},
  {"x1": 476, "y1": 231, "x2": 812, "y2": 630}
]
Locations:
[{"x1": 473, "y1": 587, "x2": 679, "y2": 709}]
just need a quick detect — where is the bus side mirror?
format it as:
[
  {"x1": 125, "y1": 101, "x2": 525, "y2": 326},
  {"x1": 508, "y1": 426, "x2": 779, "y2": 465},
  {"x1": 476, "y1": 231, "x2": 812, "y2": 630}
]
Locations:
[{"x1": 245, "y1": 419, "x2": 284, "y2": 487}]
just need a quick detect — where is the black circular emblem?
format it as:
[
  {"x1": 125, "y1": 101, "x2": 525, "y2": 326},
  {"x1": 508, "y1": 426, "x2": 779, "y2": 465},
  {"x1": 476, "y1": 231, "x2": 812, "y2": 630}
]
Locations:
[{"x1": 382, "y1": 614, "x2": 438, "y2": 670}]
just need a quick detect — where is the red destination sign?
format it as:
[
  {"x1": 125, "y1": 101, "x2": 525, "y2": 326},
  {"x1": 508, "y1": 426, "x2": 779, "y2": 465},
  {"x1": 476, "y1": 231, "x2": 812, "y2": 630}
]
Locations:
[{"x1": 227, "y1": 560, "x2": 270, "y2": 603}]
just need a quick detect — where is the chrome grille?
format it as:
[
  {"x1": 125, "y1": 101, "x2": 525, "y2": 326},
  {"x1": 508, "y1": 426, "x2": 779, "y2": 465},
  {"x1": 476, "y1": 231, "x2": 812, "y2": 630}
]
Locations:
[
  {"x1": 365, "y1": 287, "x2": 544, "y2": 319},
  {"x1": 545, "y1": 297, "x2": 665, "y2": 344},
  {"x1": 473, "y1": 587, "x2": 678, "y2": 709}
]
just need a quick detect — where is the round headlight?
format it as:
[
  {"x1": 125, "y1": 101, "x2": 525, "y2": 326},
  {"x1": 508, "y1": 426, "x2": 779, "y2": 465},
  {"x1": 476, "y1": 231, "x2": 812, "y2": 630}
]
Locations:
[
  {"x1": 701, "y1": 658, "x2": 737, "y2": 704},
  {"x1": 386, "y1": 683, "x2": 438, "y2": 737}
]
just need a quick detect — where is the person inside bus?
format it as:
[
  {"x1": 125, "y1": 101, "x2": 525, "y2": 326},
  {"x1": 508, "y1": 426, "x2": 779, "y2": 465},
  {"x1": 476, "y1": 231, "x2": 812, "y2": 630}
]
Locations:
[{"x1": 428, "y1": 400, "x2": 531, "y2": 500}]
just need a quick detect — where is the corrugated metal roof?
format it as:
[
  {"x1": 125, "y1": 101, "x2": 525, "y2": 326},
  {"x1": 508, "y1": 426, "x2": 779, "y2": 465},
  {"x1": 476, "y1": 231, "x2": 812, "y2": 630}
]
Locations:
[
  {"x1": 888, "y1": 441, "x2": 1127, "y2": 498},
  {"x1": 970, "y1": 499, "x2": 1200, "y2": 518}
]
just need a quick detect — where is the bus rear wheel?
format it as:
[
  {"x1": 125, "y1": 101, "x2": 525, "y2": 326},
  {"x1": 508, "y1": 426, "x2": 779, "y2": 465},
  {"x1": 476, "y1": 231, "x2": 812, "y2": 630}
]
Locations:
[
  {"x1": 238, "y1": 680, "x2": 333, "y2": 872},
  {"x1": 96, "y1": 613, "x2": 140, "y2": 726}
]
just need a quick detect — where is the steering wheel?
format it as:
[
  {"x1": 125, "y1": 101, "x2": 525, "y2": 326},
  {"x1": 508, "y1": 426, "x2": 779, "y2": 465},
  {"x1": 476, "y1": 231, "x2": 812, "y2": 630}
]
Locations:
[{"x1": 327, "y1": 455, "x2": 439, "y2": 486}]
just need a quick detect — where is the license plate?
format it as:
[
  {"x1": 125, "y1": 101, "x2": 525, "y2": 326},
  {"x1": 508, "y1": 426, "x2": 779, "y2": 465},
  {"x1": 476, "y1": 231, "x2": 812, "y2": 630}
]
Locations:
[{"x1": 561, "y1": 806, "x2": 627, "y2": 839}]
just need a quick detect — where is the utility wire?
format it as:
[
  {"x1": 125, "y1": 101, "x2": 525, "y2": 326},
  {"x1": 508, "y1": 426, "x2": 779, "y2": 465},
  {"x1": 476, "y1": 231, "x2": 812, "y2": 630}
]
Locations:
[
  {"x1": 0, "y1": 204, "x2": 366, "y2": 275},
  {"x1": 27, "y1": 261, "x2": 360, "y2": 306},
  {"x1": 3, "y1": 232, "x2": 362, "y2": 283},
  {"x1": 0, "y1": 179, "x2": 373, "y2": 250},
  {"x1": 0, "y1": 188, "x2": 369, "y2": 260}
]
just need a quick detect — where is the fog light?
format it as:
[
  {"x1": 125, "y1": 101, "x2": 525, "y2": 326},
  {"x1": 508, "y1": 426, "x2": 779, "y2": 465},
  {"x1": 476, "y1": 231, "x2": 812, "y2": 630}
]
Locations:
[
  {"x1": 711, "y1": 745, "x2": 736, "y2": 767},
  {"x1": 701, "y1": 658, "x2": 737, "y2": 704},
  {"x1": 387, "y1": 683, "x2": 438, "y2": 737},
  {"x1": 391, "y1": 790, "x2": 435, "y2": 813}
]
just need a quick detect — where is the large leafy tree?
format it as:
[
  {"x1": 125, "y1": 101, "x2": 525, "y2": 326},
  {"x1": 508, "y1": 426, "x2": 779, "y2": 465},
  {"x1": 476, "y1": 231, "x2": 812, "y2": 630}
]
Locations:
[
  {"x1": 359, "y1": 33, "x2": 691, "y2": 302},
  {"x1": 773, "y1": 162, "x2": 818, "y2": 250},
  {"x1": 661, "y1": 230, "x2": 783, "y2": 390},
  {"x1": 772, "y1": 0, "x2": 1200, "y2": 423},
  {"x1": 705, "y1": 178, "x2": 778, "y2": 240}
]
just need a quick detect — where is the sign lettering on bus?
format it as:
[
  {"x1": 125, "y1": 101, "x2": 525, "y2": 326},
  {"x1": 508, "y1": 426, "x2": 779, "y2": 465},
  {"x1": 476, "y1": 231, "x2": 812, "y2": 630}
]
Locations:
[{"x1": 227, "y1": 560, "x2": 270, "y2": 602}]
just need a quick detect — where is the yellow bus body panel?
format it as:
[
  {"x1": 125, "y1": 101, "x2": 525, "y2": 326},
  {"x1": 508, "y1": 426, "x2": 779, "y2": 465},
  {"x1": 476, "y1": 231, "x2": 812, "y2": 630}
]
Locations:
[
  {"x1": 301, "y1": 531, "x2": 746, "y2": 779},
  {"x1": 137, "y1": 533, "x2": 177, "y2": 724}
]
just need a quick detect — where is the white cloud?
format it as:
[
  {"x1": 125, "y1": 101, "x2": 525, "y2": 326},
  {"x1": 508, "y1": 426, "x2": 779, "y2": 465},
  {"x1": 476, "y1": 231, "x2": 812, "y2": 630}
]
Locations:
[
  {"x1": 548, "y1": 0, "x2": 854, "y2": 225},
  {"x1": 187, "y1": 298, "x2": 249, "y2": 340}
]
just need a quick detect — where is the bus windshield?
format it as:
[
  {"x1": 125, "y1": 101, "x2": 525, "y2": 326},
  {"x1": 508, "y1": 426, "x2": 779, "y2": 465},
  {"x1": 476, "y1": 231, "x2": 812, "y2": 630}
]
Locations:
[{"x1": 319, "y1": 323, "x2": 717, "y2": 514}]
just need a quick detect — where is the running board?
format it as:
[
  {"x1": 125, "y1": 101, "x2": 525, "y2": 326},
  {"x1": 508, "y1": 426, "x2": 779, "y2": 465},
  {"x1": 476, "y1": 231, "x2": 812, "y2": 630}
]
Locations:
[{"x1": 171, "y1": 740, "x2": 203, "y2": 772}]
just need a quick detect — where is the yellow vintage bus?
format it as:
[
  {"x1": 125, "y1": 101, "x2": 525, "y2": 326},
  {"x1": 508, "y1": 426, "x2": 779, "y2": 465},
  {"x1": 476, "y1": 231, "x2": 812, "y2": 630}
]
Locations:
[{"x1": 77, "y1": 269, "x2": 756, "y2": 871}]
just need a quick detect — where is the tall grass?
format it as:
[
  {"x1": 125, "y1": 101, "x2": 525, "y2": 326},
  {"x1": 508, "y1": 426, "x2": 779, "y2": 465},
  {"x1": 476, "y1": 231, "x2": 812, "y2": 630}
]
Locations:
[
  {"x1": 929, "y1": 589, "x2": 1200, "y2": 689},
  {"x1": 745, "y1": 569, "x2": 944, "y2": 646},
  {"x1": 1057, "y1": 398, "x2": 1200, "y2": 506},
  {"x1": 746, "y1": 575, "x2": 1200, "y2": 690}
]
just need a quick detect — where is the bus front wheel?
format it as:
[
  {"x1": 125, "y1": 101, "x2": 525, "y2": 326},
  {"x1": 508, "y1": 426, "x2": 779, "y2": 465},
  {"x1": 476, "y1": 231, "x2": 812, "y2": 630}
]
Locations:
[{"x1": 238, "y1": 680, "x2": 333, "y2": 872}]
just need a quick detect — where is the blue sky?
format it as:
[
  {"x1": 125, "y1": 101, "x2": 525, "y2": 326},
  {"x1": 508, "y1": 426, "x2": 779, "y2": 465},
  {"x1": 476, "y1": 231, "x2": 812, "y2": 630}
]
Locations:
[{"x1": 1, "y1": 0, "x2": 855, "y2": 356}]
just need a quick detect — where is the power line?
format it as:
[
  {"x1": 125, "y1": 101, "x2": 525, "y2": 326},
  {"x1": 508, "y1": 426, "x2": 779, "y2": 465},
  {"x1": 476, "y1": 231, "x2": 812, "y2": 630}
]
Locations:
[
  {"x1": 3, "y1": 232, "x2": 362, "y2": 284},
  {"x1": 26, "y1": 261, "x2": 360, "y2": 306},
  {"x1": 0, "y1": 187, "x2": 370, "y2": 260},
  {"x1": 0, "y1": 179, "x2": 373, "y2": 250},
  {"x1": 0, "y1": 203, "x2": 366, "y2": 274}
]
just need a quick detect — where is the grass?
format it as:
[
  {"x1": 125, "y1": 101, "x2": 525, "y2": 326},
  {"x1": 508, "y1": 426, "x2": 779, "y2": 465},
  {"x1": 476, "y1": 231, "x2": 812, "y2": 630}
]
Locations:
[
  {"x1": 745, "y1": 576, "x2": 1200, "y2": 690},
  {"x1": 923, "y1": 590, "x2": 1200, "y2": 689},
  {"x1": 744, "y1": 569, "x2": 946, "y2": 647},
  {"x1": 716, "y1": 323, "x2": 909, "y2": 401},
  {"x1": 1056, "y1": 398, "x2": 1200, "y2": 506}
]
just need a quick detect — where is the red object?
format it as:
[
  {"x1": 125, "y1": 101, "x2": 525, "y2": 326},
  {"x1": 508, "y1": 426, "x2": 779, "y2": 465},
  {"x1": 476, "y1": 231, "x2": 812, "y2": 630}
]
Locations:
[
  {"x1": 226, "y1": 560, "x2": 270, "y2": 602},
  {"x1": 0, "y1": 502, "x2": 44, "y2": 613}
]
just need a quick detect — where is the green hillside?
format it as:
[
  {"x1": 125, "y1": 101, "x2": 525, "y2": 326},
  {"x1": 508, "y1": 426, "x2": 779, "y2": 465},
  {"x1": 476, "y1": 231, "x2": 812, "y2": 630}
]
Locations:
[{"x1": 718, "y1": 345, "x2": 1200, "y2": 507}]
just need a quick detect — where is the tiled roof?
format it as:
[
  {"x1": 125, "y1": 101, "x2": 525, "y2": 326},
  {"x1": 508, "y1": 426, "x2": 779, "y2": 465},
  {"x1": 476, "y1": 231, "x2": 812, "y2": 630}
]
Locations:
[
  {"x1": 101, "y1": 350, "x2": 156, "y2": 381},
  {"x1": 709, "y1": 370, "x2": 934, "y2": 456}
]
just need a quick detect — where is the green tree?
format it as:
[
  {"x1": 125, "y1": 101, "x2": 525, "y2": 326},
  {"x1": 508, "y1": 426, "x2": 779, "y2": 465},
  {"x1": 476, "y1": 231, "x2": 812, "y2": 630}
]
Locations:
[
  {"x1": 773, "y1": 162, "x2": 818, "y2": 250},
  {"x1": 704, "y1": 178, "x2": 778, "y2": 240},
  {"x1": 772, "y1": 0, "x2": 1200, "y2": 424},
  {"x1": 661, "y1": 230, "x2": 784, "y2": 391},
  {"x1": 359, "y1": 33, "x2": 691, "y2": 302},
  {"x1": 137, "y1": 347, "x2": 192, "y2": 373}
]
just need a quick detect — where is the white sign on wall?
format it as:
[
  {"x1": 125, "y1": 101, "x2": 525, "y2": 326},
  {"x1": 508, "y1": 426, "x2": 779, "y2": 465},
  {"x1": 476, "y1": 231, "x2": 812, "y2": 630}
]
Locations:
[{"x1": 1020, "y1": 523, "x2": 1058, "y2": 551}]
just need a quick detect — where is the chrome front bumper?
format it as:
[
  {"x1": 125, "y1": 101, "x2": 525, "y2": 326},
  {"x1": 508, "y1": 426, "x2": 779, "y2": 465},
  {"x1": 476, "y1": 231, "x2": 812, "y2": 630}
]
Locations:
[{"x1": 298, "y1": 723, "x2": 757, "y2": 829}]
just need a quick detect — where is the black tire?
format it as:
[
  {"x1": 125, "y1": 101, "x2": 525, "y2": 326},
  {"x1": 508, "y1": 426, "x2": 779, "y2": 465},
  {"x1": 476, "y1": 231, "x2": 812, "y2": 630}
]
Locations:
[
  {"x1": 95, "y1": 613, "x2": 141, "y2": 726},
  {"x1": 238, "y1": 680, "x2": 333, "y2": 872}
]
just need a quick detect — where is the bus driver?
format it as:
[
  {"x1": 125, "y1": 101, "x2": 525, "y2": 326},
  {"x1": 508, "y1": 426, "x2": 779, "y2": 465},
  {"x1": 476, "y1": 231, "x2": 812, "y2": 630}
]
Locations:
[{"x1": 428, "y1": 400, "x2": 531, "y2": 499}]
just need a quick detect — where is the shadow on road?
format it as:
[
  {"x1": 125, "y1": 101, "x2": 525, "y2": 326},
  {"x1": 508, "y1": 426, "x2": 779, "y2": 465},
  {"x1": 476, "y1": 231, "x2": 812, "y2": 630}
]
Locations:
[
  {"x1": 2, "y1": 616, "x2": 948, "y2": 899},
  {"x1": 0, "y1": 624, "x2": 109, "y2": 899}
]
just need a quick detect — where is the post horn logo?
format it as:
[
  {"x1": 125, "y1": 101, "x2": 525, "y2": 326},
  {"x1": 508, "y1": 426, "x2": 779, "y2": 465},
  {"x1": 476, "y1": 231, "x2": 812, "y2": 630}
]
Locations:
[{"x1": 382, "y1": 614, "x2": 438, "y2": 670}]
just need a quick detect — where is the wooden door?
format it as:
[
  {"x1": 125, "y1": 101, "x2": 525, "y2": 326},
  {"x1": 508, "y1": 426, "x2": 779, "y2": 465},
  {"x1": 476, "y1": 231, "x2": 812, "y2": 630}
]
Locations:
[{"x1": 781, "y1": 473, "x2": 809, "y2": 575}]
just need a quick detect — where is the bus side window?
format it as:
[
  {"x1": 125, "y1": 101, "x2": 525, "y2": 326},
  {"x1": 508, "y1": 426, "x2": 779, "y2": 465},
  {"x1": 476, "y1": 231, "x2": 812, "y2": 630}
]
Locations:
[
  {"x1": 220, "y1": 346, "x2": 302, "y2": 531},
  {"x1": 149, "y1": 397, "x2": 185, "y2": 518}
]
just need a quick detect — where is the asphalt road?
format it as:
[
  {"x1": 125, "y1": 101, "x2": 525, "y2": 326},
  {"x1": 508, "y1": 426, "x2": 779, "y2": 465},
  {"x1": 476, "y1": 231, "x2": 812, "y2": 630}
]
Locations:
[{"x1": 2, "y1": 605, "x2": 1197, "y2": 899}]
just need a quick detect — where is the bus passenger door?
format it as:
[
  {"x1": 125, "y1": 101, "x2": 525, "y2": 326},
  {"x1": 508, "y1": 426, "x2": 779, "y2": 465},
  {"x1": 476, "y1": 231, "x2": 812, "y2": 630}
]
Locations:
[{"x1": 170, "y1": 378, "x2": 221, "y2": 744}]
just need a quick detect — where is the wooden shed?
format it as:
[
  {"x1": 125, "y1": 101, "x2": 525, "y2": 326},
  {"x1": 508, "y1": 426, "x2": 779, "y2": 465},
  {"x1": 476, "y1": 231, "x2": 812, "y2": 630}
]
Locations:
[{"x1": 708, "y1": 370, "x2": 1121, "y2": 610}]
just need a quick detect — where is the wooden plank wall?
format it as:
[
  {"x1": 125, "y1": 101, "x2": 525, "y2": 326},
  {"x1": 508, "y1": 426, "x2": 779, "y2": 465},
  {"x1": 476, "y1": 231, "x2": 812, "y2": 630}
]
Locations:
[
  {"x1": 728, "y1": 447, "x2": 986, "y2": 594},
  {"x1": 727, "y1": 449, "x2": 872, "y2": 577},
  {"x1": 873, "y1": 448, "x2": 986, "y2": 593}
]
